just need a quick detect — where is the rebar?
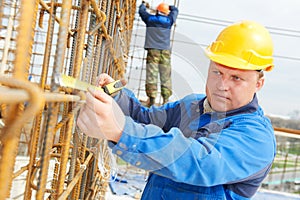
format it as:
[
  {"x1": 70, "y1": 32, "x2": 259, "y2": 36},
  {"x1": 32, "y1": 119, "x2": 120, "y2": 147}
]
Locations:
[{"x1": 0, "y1": 0, "x2": 136, "y2": 199}]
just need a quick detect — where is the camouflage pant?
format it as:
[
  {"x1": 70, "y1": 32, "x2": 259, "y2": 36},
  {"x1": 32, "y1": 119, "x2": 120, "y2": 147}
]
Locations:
[{"x1": 145, "y1": 49, "x2": 172, "y2": 99}]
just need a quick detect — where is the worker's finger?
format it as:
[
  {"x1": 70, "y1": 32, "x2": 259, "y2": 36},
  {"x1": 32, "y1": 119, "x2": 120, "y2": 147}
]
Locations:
[
  {"x1": 77, "y1": 103, "x2": 107, "y2": 139},
  {"x1": 78, "y1": 103, "x2": 95, "y2": 123},
  {"x1": 77, "y1": 105, "x2": 91, "y2": 132},
  {"x1": 84, "y1": 88, "x2": 113, "y2": 117},
  {"x1": 84, "y1": 91, "x2": 105, "y2": 114},
  {"x1": 77, "y1": 115, "x2": 88, "y2": 134},
  {"x1": 88, "y1": 87, "x2": 111, "y2": 104},
  {"x1": 96, "y1": 73, "x2": 115, "y2": 87}
]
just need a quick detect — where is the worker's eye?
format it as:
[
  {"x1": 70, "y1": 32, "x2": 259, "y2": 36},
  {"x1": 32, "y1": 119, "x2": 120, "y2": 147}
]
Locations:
[
  {"x1": 232, "y1": 75, "x2": 241, "y2": 81},
  {"x1": 213, "y1": 70, "x2": 221, "y2": 76}
]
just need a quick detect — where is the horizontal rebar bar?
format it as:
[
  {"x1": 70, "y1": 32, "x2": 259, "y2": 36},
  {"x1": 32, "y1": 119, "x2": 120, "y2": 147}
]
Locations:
[{"x1": 0, "y1": 86, "x2": 81, "y2": 103}]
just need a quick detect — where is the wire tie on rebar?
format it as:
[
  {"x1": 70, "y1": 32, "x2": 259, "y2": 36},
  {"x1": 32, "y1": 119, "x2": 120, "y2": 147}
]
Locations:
[
  {"x1": 80, "y1": 164, "x2": 87, "y2": 170},
  {"x1": 89, "y1": 22, "x2": 104, "y2": 35},
  {"x1": 90, "y1": 146, "x2": 98, "y2": 155}
]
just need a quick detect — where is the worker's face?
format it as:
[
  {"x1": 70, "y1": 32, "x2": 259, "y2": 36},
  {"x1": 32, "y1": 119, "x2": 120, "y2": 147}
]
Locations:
[{"x1": 205, "y1": 61, "x2": 264, "y2": 112}]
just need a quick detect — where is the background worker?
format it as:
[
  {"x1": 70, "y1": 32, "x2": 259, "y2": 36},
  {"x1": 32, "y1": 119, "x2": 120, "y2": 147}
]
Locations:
[
  {"x1": 139, "y1": 1, "x2": 178, "y2": 106},
  {"x1": 77, "y1": 20, "x2": 276, "y2": 199}
]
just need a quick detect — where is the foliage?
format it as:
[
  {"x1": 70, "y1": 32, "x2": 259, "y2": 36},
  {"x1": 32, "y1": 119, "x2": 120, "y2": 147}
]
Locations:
[{"x1": 268, "y1": 115, "x2": 300, "y2": 130}]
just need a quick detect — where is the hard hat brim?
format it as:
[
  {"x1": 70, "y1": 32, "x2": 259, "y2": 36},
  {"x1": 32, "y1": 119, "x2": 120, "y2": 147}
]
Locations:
[{"x1": 204, "y1": 47, "x2": 274, "y2": 72}]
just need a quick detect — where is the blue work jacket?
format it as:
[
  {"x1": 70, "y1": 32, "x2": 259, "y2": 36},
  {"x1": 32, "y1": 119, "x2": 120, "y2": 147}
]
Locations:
[
  {"x1": 110, "y1": 88, "x2": 276, "y2": 199},
  {"x1": 139, "y1": 4, "x2": 178, "y2": 50}
]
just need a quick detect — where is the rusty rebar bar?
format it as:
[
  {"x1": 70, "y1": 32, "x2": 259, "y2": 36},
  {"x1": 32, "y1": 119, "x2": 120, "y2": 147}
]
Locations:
[{"x1": 0, "y1": 0, "x2": 138, "y2": 199}]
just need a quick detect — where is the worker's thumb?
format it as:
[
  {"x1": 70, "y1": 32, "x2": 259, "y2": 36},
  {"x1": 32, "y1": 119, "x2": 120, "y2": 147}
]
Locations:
[{"x1": 88, "y1": 87, "x2": 111, "y2": 104}]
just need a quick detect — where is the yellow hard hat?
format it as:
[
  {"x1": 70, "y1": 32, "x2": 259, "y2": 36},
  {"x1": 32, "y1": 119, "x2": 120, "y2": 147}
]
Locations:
[
  {"x1": 205, "y1": 20, "x2": 274, "y2": 71},
  {"x1": 157, "y1": 2, "x2": 169, "y2": 15}
]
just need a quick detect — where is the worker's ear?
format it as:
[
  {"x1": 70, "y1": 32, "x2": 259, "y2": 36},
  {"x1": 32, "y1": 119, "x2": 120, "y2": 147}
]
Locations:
[{"x1": 255, "y1": 76, "x2": 264, "y2": 92}]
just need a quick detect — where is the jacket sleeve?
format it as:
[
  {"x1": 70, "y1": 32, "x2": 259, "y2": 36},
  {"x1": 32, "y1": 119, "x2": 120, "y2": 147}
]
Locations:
[
  {"x1": 114, "y1": 88, "x2": 178, "y2": 126},
  {"x1": 168, "y1": 6, "x2": 179, "y2": 23},
  {"x1": 110, "y1": 104, "x2": 276, "y2": 187},
  {"x1": 138, "y1": 3, "x2": 150, "y2": 23}
]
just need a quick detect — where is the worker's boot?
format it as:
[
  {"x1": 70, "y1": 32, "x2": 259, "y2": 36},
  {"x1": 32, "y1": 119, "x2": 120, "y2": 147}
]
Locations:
[{"x1": 148, "y1": 97, "x2": 155, "y2": 107}]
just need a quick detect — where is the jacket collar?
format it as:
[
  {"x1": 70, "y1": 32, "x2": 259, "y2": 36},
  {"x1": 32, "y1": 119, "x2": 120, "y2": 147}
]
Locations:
[{"x1": 200, "y1": 94, "x2": 259, "y2": 118}]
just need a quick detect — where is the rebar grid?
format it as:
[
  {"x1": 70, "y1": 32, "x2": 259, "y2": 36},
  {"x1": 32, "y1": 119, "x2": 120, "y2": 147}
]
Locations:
[{"x1": 0, "y1": 0, "x2": 136, "y2": 199}]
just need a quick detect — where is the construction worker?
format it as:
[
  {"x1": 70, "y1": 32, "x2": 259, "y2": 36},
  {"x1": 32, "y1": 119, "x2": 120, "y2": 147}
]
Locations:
[
  {"x1": 139, "y1": 1, "x2": 178, "y2": 106},
  {"x1": 77, "y1": 20, "x2": 276, "y2": 199}
]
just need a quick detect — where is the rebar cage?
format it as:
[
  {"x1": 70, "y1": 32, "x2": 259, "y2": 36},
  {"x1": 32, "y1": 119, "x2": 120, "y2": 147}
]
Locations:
[{"x1": 0, "y1": 0, "x2": 136, "y2": 199}]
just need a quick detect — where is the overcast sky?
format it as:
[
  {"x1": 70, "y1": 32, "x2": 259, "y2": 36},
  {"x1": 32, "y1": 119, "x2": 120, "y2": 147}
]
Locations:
[{"x1": 141, "y1": 0, "x2": 300, "y2": 117}]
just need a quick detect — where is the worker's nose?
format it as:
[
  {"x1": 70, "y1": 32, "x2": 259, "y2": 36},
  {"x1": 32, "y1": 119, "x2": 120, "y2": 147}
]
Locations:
[{"x1": 216, "y1": 77, "x2": 230, "y2": 91}]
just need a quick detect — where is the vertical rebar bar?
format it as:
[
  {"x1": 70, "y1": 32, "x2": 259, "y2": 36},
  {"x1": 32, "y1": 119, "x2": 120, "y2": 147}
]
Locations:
[{"x1": 0, "y1": 0, "x2": 39, "y2": 198}]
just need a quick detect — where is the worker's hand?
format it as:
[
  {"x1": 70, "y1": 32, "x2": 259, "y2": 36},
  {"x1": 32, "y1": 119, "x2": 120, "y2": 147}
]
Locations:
[
  {"x1": 77, "y1": 87, "x2": 125, "y2": 142},
  {"x1": 96, "y1": 73, "x2": 126, "y2": 97},
  {"x1": 96, "y1": 73, "x2": 115, "y2": 87},
  {"x1": 142, "y1": 1, "x2": 149, "y2": 8}
]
